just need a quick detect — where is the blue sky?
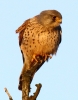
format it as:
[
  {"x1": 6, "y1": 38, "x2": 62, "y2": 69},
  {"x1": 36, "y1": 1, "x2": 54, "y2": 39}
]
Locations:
[{"x1": 0, "y1": 0, "x2": 78, "y2": 100}]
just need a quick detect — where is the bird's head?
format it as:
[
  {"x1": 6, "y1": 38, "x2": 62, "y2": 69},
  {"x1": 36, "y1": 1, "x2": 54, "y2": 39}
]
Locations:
[{"x1": 37, "y1": 10, "x2": 62, "y2": 28}]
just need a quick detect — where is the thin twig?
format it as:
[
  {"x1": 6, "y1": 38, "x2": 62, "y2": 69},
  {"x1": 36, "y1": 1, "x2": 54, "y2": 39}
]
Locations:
[
  {"x1": 29, "y1": 83, "x2": 42, "y2": 100},
  {"x1": 4, "y1": 88, "x2": 13, "y2": 100}
]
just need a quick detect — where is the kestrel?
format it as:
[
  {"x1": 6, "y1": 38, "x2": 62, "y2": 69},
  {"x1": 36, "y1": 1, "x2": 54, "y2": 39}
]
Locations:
[{"x1": 16, "y1": 10, "x2": 62, "y2": 70}]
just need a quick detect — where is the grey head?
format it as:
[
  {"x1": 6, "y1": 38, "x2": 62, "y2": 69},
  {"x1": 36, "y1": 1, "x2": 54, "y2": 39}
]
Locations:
[{"x1": 37, "y1": 10, "x2": 62, "y2": 28}]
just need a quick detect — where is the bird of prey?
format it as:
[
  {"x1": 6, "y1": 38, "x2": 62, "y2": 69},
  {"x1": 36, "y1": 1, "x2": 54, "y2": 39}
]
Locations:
[{"x1": 16, "y1": 10, "x2": 62, "y2": 70}]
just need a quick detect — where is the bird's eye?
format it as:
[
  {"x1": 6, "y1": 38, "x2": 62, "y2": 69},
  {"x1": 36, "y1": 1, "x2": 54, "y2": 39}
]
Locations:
[
  {"x1": 53, "y1": 16, "x2": 56, "y2": 19},
  {"x1": 50, "y1": 15, "x2": 56, "y2": 20}
]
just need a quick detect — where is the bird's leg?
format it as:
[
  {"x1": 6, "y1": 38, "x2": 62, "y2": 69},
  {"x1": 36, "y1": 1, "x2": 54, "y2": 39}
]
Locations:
[
  {"x1": 31, "y1": 54, "x2": 44, "y2": 63},
  {"x1": 31, "y1": 54, "x2": 38, "y2": 62},
  {"x1": 31, "y1": 53, "x2": 52, "y2": 63}
]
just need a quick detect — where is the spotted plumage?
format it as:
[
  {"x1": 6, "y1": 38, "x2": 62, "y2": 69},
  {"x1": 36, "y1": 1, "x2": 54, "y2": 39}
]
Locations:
[{"x1": 16, "y1": 10, "x2": 62, "y2": 70}]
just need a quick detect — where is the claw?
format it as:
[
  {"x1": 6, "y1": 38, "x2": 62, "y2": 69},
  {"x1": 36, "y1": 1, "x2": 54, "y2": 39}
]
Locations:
[
  {"x1": 31, "y1": 54, "x2": 38, "y2": 62},
  {"x1": 44, "y1": 54, "x2": 52, "y2": 61},
  {"x1": 31, "y1": 54, "x2": 52, "y2": 62}
]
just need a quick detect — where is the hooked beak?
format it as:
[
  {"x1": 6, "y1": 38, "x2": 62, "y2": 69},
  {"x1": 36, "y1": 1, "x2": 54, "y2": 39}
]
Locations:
[
  {"x1": 58, "y1": 19, "x2": 62, "y2": 23},
  {"x1": 56, "y1": 17, "x2": 62, "y2": 23}
]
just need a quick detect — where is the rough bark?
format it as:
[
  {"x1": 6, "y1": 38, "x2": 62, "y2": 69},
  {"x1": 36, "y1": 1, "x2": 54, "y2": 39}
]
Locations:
[{"x1": 20, "y1": 56, "x2": 45, "y2": 100}]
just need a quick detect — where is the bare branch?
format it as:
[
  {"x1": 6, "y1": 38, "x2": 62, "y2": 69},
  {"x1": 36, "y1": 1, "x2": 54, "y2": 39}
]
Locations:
[
  {"x1": 29, "y1": 83, "x2": 42, "y2": 100},
  {"x1": 18, "y1": 56, "x2": 45, "y2": 91},
  {"x1": 19, "y1": 56, "x2": 45, "y2": 100},
  {"x1": 4, "y1": 88, "x2": 13, "y2": 100}
]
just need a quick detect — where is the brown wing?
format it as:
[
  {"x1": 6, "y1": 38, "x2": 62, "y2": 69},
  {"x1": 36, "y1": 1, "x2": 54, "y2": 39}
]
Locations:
[{"x1": 16, "y1": 19, "x2": 30, "y2": 46}]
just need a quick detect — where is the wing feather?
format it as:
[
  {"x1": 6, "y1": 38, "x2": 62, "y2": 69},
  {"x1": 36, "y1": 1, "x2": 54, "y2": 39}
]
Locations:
[{"x1": 16, "y1": 19, "x2": 30, "y2": 46}]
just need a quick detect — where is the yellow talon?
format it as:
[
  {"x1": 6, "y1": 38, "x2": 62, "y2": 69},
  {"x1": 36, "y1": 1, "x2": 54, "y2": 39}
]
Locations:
[{"x1": 31, "y1": 54, "x2": 38, "y2": 62}]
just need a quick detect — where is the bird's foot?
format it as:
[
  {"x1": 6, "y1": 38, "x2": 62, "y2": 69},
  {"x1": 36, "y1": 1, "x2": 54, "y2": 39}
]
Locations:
[
  {"x1": 44, "y1": 54, "x2": 52, "y2": 61},
  {"x1": 31, "y1": 54, "x2": 44, "y2": 63},
  {"x1": 31, "y1": 54, "x2": 52, "y2": 63},
  {"x1": 31, "y1": 54, "x2": 38, "y2": 62}
]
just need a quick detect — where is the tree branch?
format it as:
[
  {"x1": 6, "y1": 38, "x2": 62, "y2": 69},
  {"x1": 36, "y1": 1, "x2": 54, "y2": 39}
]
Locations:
[
  {"x1": 29, "y1": 83, "x2": 42, "y2": 100},
  {"x1": 18, "y1": 56, "x2": 45, "y2": 91},
  {"x1": 19, "y1": 56, "x2": 45, "y2": 100},
  {"x1": 4, "y1": 88, "x2": 13, "y2": 100}
]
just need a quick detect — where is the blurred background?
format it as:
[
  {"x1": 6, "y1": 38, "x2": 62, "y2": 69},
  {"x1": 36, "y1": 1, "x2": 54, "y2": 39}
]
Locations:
[{"x1": 0, "y1": 0, "x2": 78, "y2": 100}]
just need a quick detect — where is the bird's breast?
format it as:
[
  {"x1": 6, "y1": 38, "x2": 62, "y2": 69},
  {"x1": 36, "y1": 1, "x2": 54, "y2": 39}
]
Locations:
[{"x1": 21, "y1": 22, "x2": 61, "y2": 56}]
